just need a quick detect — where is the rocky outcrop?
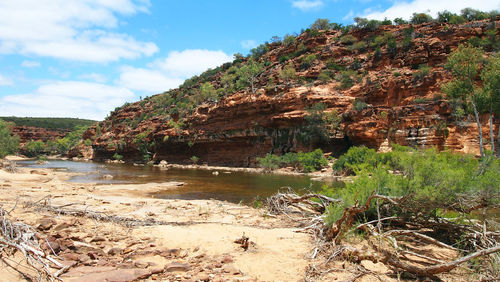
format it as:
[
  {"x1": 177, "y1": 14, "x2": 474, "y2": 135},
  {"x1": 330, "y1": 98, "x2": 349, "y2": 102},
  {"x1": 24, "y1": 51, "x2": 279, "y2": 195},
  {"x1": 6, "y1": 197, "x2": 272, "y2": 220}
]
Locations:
[
  {"x1": 10, "y1": 126, "x2": 69, "y2": 145},
  {"x1": 84, "y1": 20, "x2": 500, "y2": 166}
]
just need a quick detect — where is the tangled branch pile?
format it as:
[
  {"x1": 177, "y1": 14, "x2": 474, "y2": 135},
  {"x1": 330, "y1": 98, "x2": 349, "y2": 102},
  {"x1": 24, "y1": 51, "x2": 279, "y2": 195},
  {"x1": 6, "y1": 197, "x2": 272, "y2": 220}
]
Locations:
[
  {"x1": 0, "y1": 207, "x2": 68, "y2": 281},
  {"x1": 268, "y1": 146, "x2": 500, "y2": 280}
]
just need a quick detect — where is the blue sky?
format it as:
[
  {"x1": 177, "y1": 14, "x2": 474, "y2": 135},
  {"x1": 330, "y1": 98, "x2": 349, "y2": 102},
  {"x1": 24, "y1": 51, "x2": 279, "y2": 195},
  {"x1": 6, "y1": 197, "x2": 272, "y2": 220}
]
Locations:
[{"x1": 0, "y1": 0, "x2": 498, "y2": 120}]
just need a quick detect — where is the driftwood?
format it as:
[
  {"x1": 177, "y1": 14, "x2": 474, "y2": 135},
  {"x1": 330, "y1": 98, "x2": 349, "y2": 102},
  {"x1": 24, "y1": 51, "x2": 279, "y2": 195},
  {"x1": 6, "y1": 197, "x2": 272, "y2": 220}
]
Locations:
[
  {"x1": 267, "y1": 188, "x2": 341, "y2": 216},
  {"x1": 0, "y1": 207, "x2": 68, "y2": 281},
  {"x1": 267, "y1": 190, "x2": 499, "y2": 279}
]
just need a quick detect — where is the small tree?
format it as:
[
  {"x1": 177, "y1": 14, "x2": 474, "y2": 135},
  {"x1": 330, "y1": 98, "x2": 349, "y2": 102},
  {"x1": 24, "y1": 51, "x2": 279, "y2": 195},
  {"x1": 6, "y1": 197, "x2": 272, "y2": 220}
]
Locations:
[
  {"x1": 200, "y1": 82, "x2": 217, "y2": 102},
  {"x1": 480, "y1": 53, "x2": 500, "y2": 156},
  {"x1": 410, "y1": 12, "x2": 433, "y2": 24},
  {"x1": 393, "y1": 17, "x2": 408, "y2": 25},
  {"x1": 0, "y1": 120, "x2": 20, "y2": 158},
  {"x1": 190, "y1": 155, "x2": 199, "y2": 164},
  {"x1": 310, "y1": 18, "x2": 331, "y2": 30},
  {"x1": 442, "y1": 44, "x2": 486, "y2": 157},
  {"x1": 236, "y1": 59, "x2": 263, "y2": 93},
  {"x1": 279, "y1": 63, "x2": 296, "y2": 86}
]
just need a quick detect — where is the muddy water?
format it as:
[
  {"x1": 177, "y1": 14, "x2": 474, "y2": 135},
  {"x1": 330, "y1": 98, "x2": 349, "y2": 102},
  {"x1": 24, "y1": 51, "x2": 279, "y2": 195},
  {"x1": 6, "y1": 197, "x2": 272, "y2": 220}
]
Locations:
[{"x1": 18, "y1": 160, "x2": 336, "y2": 203}]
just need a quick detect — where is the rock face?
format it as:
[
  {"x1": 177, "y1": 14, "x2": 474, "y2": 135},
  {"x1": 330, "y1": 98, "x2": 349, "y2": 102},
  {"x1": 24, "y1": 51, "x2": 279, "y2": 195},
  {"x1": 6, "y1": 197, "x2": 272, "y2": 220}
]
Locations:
[
  {"x1": 10, "y1": 126, "x2": 69, "y2": 145},
  {"x1": 84, "y1": 20, "x2": 499, "y2": 166}
]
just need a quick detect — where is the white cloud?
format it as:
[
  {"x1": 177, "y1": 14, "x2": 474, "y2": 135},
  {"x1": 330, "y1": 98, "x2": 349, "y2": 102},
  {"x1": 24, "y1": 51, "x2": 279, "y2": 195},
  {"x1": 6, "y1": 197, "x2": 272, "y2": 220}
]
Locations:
[
  {"x1": 79, "y1": 73, "x2": 108, "y2": 83},
  {"x1": 362, "y1": 0, "x2": 500, "y2": 20},
  {"x1": 292, "y1": 0, "x2": 324, "y2": 11},
  {"x1": 118, "y1": 49, "x2": 233, "y2": 93},
  {"x1": 241, "y1": 40, "x2": 258, "y2": 49},
  {"x1": 0, "y1": 81, "x2": 134, "y2": 120},
  {"x1": 0, "y1": 0, "x2": 157, "y2": 62},
  {"x1": 21, "y1": 60, "x2": 41, "y2": 68},
  {"x1": 0, "y1": 74, "x2": 13, "y2": 86},
  {"x1": 118, "y1": 67, "x2": 184, "y2": 93},
  {"x1": 155, "y1": 49, "x2": 233, "y2": 78}
]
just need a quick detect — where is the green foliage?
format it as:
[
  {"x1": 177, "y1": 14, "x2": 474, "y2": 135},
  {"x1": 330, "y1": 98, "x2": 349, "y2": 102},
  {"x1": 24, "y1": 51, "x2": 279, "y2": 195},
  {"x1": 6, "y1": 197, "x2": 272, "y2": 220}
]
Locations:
[
  {"x1": 326, "y1": 59, "x2": 346, "y2": 71},
  {"x1": 354, "y1": 17, "x2": 381, "y2": 31},
  {"x1": 0, "y1": 120, "x2": 20, "y2": 158},
  {"x1": 250, "y1": 44, "x2": 269, "y2": 60},
  {"x1": 279, "y1": 63, "x2": 296, "y2": 85},
  {"x1": 113, "y1": 153, "x2": 123, "y2": 161},
  {"x1": 325, "y1": 146, "x2": 500, "y2": 226},
  {"x1": 412, "y1": 64, "x2": 431, "y2": 81},
  {"x1": 437, "y1": 10, "x2": 466, "y2": 24},
  {"x1": 460, "y1": 8, "x2": 489, "y2": 21},
  {"x1": 25, "y1": 140, "x2": 46, "y2": 157},
  {"x1": 410, "y1": 12, "x2": 434, "y2": 24},
  {"x1": 310, "y1": 18, "x2": 331, "y2": 30},
  {"x1": 350, "y1": 41, "x2": 367, "y2": 52},
  {"x1": 300, "y1": 54, "x2": 317, "y2": 69},
  {"x1": 236, "y1": 59, "x2": 263, "y2": 93},
  {"x1": 337, "y1": 70, "x2": 357, "y2": 89},
  {"x1": 190, "y1": 155, "x2": 199, "y2": 164},
  {"x1": 393, "y1": 17, "x2": 408, "y2": 25},
  {"x1": 282, "y1": 34, "x2": 296, "y2": 46},
  {"x1": 318, "y1": 71, "x2": 333, "y2": 83},
  {"x1": 299, "y1": 103, "x2": 340, "y2": 144},
  {"x1": 257, "y1": 153, "x2": 281, "y2": 171},
  {"x1": 340, "y1": 35, "x2": 357, "y2": 45},
  {"x1": 352, "y1": 98, "x2": 368, "y2": 111},
  {"x1": 257, "y1": 149, "x2": 328, "y2": 173},
  {"x1": 0, "y1": 117, "x2": 95, "y2": 131},
  {"x1": 333, "y1": 146, "x2": 377, "y2": 173}
]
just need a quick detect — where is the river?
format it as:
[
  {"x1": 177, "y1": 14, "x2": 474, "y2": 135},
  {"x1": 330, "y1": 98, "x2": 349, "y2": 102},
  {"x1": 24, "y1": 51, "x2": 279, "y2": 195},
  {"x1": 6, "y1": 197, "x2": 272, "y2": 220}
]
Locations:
[{"x1": 17, "y1": 160, "x2": 335, "y2": 204}]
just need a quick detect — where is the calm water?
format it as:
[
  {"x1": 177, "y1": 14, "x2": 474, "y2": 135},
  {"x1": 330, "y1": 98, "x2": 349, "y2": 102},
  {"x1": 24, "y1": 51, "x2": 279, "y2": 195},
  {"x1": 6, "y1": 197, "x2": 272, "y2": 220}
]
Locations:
[{"x1": 17, "y1": 160, "x2": 332, "y2": 203}]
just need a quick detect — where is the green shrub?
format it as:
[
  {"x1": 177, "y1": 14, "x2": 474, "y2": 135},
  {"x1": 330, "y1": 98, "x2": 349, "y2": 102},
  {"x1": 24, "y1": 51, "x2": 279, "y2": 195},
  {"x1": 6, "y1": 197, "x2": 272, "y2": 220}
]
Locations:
[
  {"x1": 337, "y1": 70, "x2": 357, "y2": 89},
  {"x1": 340, "y1": 35, "x2": 357, "y2": 45},
  {"x1": 318, "y1": 71, "x2": 333, "y2": 83},
  {"x1": 393, "y1": 17, "x2": 408, "y2": 25},
  {"x1": 310, "y1": 18, "x2": 331, "y2": 30},
  {"x1": 257, "y1": 153, "x2": 281, "y2": 171},
  {"x1": 413, "y1": 64, "x2": 431, "y2": 81},
  {"x1": 113, "y1": 153, "x2": 123, "y2": 161},
  {"x1": 300, "y1": 54, "x2": 317, "y2": 69},
  {"x1": 25, "y1": 140, "x2": 46, "y2": 157},
  {"x1": 352, "y1": 98, "x2": 368, "y2": 111},
  {"x1": 326, "y1": 146, "x2": 499, "y2": 227},
  {"x1": 350, "y1": 41, "x2": 367, "y2": 52},
  {"x1": 296, "y1": 149, "x2": 328, "y2": 172},
  {"x1": 333, "y1": 146, "x2": 377, "y2": 173},
  {"x1": 410, "y1": 12, "x2": 434, "y2": 24},
  {"x1": 0, "y1": 120, "x2": 20, "y2": 158},
  {"x1": 283, "y1": 34, "x2": 296, "y2": 46},
  {"x1": 190, "y1": 155, "x2": 199, "y2": 164}
]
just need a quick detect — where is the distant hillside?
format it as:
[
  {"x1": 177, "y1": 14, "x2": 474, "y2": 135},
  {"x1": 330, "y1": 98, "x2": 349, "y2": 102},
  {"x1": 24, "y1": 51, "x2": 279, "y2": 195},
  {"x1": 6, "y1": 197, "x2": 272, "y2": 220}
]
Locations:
[{"x1": 0, "y1": 117, "x2": 96, "y2": 131}]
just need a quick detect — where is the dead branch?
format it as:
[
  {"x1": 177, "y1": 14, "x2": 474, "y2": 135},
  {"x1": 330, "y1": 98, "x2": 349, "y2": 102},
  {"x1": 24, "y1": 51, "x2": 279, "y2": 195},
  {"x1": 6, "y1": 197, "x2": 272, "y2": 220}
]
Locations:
[
  {"x1": 0, "y1": 207, "x2": 66, "y2": 281},
  {"x1": 267, "y1": 188, "x2": 341, "y2": 216}
]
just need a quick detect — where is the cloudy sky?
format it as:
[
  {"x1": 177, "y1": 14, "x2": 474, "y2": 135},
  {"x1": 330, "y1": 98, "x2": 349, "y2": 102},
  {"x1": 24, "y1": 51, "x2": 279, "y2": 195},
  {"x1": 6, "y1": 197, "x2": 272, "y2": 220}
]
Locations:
[{"x1": 0, "y1": 0, "x2": 498, "y2": 120}]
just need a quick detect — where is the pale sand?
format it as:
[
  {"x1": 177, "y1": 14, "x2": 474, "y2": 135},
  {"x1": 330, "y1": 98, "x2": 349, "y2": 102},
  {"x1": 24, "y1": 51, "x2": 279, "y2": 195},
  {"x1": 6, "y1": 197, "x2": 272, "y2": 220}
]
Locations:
[{"x1": 0, "y1": 162, "x2": 312, "y2": 281}]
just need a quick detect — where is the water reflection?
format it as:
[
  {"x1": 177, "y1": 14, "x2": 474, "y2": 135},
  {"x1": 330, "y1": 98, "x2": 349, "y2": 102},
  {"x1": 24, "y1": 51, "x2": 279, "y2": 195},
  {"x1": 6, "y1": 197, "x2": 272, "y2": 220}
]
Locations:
[{"x1": 17, "y1": 160, "x2": 336, "y2": 203}]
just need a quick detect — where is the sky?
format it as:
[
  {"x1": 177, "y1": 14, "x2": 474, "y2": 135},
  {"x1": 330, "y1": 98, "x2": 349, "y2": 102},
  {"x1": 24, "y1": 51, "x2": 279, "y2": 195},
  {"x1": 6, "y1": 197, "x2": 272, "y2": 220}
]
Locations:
[{"x1": 0, "y1": 0, "x2": 499, "y2": 120}]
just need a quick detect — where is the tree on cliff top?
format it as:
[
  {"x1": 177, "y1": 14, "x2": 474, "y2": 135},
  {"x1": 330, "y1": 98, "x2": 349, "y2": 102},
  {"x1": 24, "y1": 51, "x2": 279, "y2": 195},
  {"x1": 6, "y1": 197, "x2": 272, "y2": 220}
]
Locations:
[
  {"x1": 480, "y1": 53, "x2": 500, "y2": 156},
  {"x1": 236, "y1": 59, "x2": 263, "y2": 93},
  {"x1": 0, "y1": 119, "x2": 20, "y2": 158},
  {"x1": 442, "y1": 44, "x2": 499, "y2": 157}
]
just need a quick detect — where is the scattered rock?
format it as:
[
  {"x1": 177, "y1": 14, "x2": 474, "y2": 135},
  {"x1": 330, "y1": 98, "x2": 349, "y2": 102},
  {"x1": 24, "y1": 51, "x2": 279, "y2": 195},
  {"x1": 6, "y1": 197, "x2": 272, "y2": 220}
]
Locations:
[
  {"x1": 360, "y1": 259, "x2": 390, "y2": 274},
  {"x1": 134, "y1": 260, "x2": 149, "y2": 268},
  {"x1": 222, "y1": 264, "x2": 240, "y2": 274},
  {"x1": 102, "y1": 174, "x2": 113, "y2": 179},
  {"x1": 37, "y1": 218, "x2": 56, "y2": 231},
  {"x1": 221, "y1": 255, "x2": 233, "y2": 264},
  {"x1": 165, "y1": 262, "x2": 191, "y2": 272},
  {"x1": 67, "y1": 268, "x2": 151, "y2": 282},
  {"x1": 108, "y1": 247, "x2": 123, "y2": 256},
  {"x1": 90, "y1": 236, "x2": 106, "y2": 243}
]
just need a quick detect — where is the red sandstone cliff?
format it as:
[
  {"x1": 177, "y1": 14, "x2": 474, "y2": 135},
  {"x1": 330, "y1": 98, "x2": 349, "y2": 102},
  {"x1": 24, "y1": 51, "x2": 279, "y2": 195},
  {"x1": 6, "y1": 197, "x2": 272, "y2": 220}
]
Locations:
[{"x1": 81, "y1": 20, "x2": 500, "y2": 166}]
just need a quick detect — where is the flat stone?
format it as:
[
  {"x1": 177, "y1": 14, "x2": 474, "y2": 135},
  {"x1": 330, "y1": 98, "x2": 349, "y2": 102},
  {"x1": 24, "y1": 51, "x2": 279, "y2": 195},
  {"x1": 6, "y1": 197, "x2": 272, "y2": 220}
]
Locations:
[
  {"x1": 221, "y1": 255, "x2": 233, "y2": 264},
  {"x1": 108, "y1": 247, "x2": 123, "y2": 256},
  {"x1": 90, "y1": 236, "x2": 106, "y2": 242},
  {"x1": 222, "y1": 264, "x2": 240, "y2": 275},
  {"x1": 165, "y1": 262, "x2": 191, "y2": 272},
  {"x1": 38, "y1": 218, "x2": 56, "y2": 230},
  {"x1": 360, "y1": 260, "x2": 390, "y2": 274},
  {"x1": 67, "y1": 268, "x2": 151, "y2": 282}
]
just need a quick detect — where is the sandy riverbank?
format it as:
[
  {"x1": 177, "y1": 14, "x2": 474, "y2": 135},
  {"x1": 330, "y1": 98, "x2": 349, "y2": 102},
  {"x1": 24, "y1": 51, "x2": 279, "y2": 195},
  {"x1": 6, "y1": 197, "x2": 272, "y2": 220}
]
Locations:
[{"x1": 0, "y1": 158, "x2": 313, "y2": 281}]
